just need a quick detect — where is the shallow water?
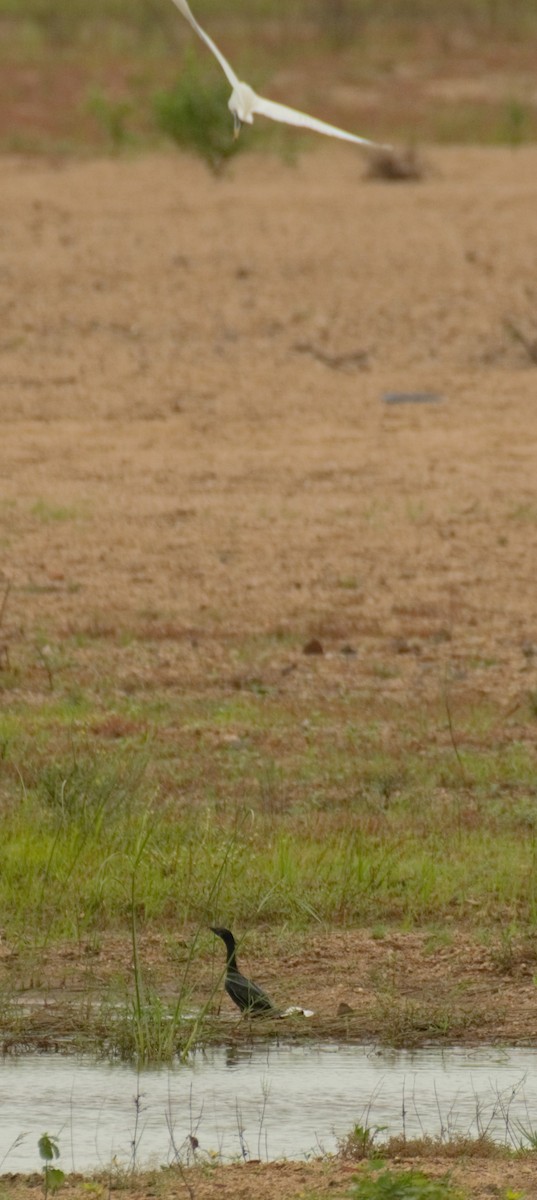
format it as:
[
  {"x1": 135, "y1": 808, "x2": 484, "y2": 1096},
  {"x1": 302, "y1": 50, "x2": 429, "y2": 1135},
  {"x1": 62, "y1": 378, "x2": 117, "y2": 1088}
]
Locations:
[{"x1": 1, "y1": 1043, "x2": 536, "y2": 1173}]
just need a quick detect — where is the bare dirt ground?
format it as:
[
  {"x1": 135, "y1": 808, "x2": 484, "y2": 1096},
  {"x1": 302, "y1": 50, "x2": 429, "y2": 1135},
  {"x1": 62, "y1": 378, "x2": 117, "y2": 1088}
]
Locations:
[
  {"x1": 6, "y1": 1152, "x2": 537, "y2": 1200},
  {"x1": 2, "y1": 145, "x2": 537, "y2": 700},
  {"x1": 2, "y1": 145, "x2": 537, "y2": 1195}
]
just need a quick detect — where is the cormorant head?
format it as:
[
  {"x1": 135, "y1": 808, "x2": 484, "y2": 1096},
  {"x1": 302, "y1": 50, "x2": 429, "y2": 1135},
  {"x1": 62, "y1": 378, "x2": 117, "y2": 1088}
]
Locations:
[
  {"x1": 210, "y1": 926, "x2": 237, "y2": 959},
  {"x1": 210, "y1": 925, "x2": 234, "y2": 942}
]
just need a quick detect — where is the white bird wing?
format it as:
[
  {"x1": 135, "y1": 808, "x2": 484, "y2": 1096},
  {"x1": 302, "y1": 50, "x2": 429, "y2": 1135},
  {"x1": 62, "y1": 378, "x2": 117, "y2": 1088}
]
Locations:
[
  {"x1": 169, "y1": 0, "x2": 239, "y2": 89},
  {"x1": 252, "y1": 93, "x2": 385, "y2": 149}
]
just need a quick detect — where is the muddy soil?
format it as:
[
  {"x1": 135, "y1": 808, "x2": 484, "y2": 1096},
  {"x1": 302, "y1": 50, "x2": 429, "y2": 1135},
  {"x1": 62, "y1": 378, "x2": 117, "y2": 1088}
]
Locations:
[{"x1": 2, "y1": 926, "x2": 537, "y2": 1051}]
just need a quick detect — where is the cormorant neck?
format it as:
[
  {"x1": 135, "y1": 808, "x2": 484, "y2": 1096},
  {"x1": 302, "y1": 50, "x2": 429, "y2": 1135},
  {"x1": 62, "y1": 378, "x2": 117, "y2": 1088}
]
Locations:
[
  {"x1": 211, "y1": 926, "x2": 240, "y2": 970},
  {"x1": 222, "y1": 930, "x2": 238, "y2": 970}
]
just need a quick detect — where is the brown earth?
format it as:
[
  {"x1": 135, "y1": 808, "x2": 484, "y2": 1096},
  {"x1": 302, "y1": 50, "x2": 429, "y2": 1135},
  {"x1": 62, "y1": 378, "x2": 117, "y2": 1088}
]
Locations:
[
  {"x1": 2, "y1": 144, "x2": 537, "y2": 1195},
  {"x1": 1, "y1": 146, "x2": 537, "y2": 703},
  {"x1": 5, "y1": 1151, "x2": 537, "y2": 1200}
]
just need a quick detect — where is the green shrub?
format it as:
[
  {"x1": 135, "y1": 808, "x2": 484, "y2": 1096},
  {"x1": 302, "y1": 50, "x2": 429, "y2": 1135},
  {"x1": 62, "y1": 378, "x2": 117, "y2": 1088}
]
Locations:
[{"x1": 154, "y1": 57, "x2": 243, "y2": 174}]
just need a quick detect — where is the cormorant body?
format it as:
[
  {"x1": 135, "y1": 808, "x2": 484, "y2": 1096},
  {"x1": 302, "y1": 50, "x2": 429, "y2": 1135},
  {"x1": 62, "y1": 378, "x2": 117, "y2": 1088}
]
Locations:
[{"x1": 210, "y1": 926, "x2": 276, "y2": 1016}]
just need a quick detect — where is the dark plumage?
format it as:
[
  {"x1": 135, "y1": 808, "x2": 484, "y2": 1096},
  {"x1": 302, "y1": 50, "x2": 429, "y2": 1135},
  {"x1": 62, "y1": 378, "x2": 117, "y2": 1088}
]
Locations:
[{"x1": 210, "y1": 926, "x2": 277, "y2": 1016}]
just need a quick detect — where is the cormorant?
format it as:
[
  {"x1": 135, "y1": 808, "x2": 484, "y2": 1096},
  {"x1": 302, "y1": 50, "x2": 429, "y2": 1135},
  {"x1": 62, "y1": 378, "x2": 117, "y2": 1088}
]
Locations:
[{"x1": 210, "y1": 926, "x2": 277, "y2": 1016}]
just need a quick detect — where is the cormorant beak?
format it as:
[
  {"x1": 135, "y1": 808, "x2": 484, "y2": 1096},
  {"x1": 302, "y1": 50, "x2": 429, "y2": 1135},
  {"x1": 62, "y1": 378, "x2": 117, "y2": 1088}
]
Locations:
[{"x1": 233, "y1": 112, "x2": 243, "y2": 140}]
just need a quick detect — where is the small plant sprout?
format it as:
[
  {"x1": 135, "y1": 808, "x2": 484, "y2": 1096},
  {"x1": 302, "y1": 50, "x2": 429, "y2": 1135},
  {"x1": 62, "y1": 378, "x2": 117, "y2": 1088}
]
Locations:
[{"x1": 38, "y1": 1134, "x2": 64, "y2": 1198}]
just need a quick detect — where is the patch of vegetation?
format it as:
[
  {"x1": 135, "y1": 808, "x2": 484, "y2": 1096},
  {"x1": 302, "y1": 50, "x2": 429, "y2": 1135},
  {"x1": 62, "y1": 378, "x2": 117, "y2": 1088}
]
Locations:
[
  {"x1": 350, "y1": 1167, "x2": 464, "y2": 1200},
  {"x1": 30, "y1": 500, "x2": 86, "y2": 524},
  {"x1": 380, "y1": 1134, "x2": 510, "y2": 1160},
  {"x1": 87, "y1": 88, "x2": 134, "y2": 153},
  {"x1": 154, "y1": 58, "x2": 244, "y2": 172},
  {"x1": 339, "y1": 1122, "x2": 387, "y2": 1161},
  {"x1": 38, "y1": 1134, "x2": 64, "y2": 1198}
]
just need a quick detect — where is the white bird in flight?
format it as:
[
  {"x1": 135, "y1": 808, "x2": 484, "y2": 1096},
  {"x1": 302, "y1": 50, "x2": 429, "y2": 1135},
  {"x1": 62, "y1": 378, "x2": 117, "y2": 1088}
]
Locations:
[{"x1": 169, "y1": 0, "x2": 386, "y2": 150}]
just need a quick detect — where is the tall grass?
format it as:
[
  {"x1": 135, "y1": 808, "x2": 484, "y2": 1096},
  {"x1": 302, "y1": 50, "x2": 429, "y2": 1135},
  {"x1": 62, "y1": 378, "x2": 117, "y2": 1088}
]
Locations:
[{"x1": 121, "y1": 814, "x2": 247, "y2": 1061}]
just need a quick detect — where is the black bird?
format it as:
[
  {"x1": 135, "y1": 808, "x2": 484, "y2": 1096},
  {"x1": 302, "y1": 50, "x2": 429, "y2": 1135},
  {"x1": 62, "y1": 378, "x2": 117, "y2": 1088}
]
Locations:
[{"x1": 210, "y1": 926, "x2": 277, "y2": 1016}]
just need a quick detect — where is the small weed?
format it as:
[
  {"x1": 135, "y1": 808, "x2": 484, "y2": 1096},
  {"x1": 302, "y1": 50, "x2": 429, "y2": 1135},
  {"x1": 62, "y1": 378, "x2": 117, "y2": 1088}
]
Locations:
[
  {"x1": 490, "y1": 928, "x2": 517, "y2": 975},
  {"x1": 371, "y1": 663, "x2": 398, "y2": 680},
  {"x1": 512, "y1": 1117, "x2": 537, "y2": 1150},
  {"x1": 126, "y1": 821, "x2": 188, "y2": 1063},
  {"x1": 340, "y1": 1122, "x2": 387, "y2": 1160},
  {"x1": 34, "y1": 639, "x2": 71, "y2": 692},
  {"x1": 350, "y1": 1167, "x2": 464, "y2": 1200},
  {"x1": 507, "y1": 502, "x2": 537, "y2": 522},
  {"x1": 30, "y1": 500, "x2": 82, "y2": 523},
  {"x1": 87, "y1": 88, "x2": 134, "y2": 152},
  {"x1": 154, "y1": 57, "x2": 243, "y2": 174},
  {"x1": 504, "y1": 98, "x2": 531, "y2": 147},
  {"x1": 38, "y1": 1134, "x2": 64, "y2": 1198},
  {"x1": 104, "y1": 990, "x2": 187, "y2": 1063},
  {"x1": 371, "y1": 926, "x2": 387, "y2": 941},
  {"x1": 424, "y1": 929, "x2": 453, "y2": 954}
]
